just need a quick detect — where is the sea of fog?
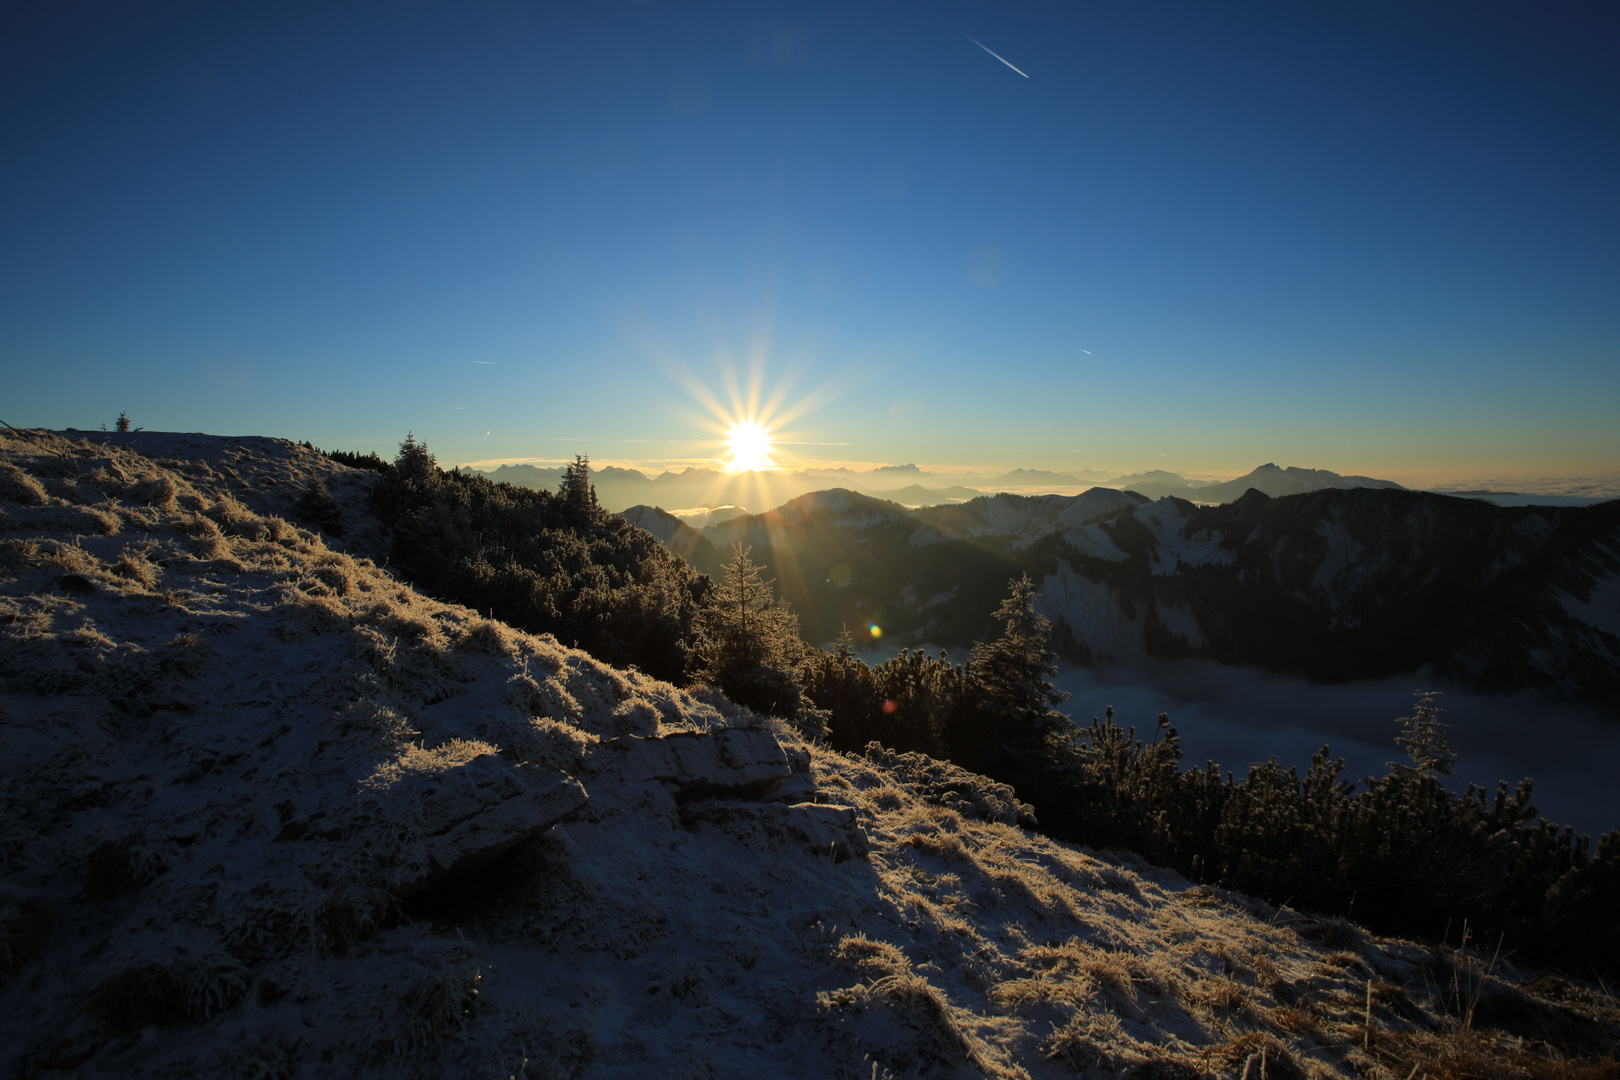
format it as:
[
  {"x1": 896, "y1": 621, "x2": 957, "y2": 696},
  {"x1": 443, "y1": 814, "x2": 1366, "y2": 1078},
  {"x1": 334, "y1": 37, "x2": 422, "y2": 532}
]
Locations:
[{"x1": 854, "y1": 646, "x2": 1620, "y2": 840}]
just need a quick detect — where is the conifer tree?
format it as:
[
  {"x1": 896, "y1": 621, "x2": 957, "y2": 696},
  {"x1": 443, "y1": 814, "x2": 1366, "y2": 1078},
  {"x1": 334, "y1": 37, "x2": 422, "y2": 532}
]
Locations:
[
  {"x1": 560, "y1": 454, "x2": 598, "y2": 525},
  {"x1": 1391, "y1": 690, "x2": 1457, "y2": 778},
  {"x1": 961, "y1": 574, "x2": 1072, "y2": 783},
  {"x1": 970, "y1": 575, "x2": 1070, "y2": 734},
  {"x1": 395, "y1": 431, "x2": 437, "y2": 486},
  {"x1": 691, "y1": 544, "x2": 805, "y2": 716},
  {"x1": 295, "y1": 476, "x2": 345, "y2": 536}
]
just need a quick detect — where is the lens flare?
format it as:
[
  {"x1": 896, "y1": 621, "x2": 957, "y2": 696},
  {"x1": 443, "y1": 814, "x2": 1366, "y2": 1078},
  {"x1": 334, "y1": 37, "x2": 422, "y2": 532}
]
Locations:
[{"x1": 869, "y1": 623, "x2": 882, "y2": 639}]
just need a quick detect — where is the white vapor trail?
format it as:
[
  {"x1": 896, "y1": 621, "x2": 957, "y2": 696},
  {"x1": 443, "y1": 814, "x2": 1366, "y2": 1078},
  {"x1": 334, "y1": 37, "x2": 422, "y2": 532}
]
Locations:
[
  {"x1": 1081, "y1": 349, "x2": 1093, "y2": 355},
  {"x1": 960, "y1": 31, "x2": 1029, "y2": 78}
]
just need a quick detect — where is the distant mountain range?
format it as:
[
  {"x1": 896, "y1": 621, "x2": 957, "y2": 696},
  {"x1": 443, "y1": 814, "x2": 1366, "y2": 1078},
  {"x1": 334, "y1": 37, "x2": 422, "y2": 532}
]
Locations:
[
  {"x1": 624, "y1": 485, "x2": 1620, "y2": 707},
  {"x1": 475, "y1": 460, "x2": 1409, "y2": 514},
  {"x1": 984, "y1": 468, "x2": 1112, "y2": 487}
]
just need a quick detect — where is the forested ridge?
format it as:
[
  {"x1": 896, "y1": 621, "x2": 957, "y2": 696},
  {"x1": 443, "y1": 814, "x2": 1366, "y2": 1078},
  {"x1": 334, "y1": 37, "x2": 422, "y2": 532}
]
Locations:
[{"x1": 306, "y1": 437, "x2": 1620, "y2": 980}]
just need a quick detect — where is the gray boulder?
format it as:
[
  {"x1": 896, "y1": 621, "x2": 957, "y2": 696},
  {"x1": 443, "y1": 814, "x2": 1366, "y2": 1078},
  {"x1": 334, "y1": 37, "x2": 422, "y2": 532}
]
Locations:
[
  {"x1": 683, "y1": 801, "x2": 870, "y2": 862},
  {"x1": 587, "y1": 728, "x2": 791, "y2": 800},
  {"x1": 389, "y1": 756, "x2": 588, "y2": 897}
]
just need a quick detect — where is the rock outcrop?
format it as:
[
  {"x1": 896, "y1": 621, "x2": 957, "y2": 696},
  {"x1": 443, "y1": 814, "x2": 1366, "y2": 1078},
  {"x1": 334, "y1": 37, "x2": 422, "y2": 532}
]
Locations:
[
  {"x1": 386, "y1": 756, "x2": 589, "y2": 898},
  {"x1": 585, "y1": 727, "x2": 793, "y2": 800}
]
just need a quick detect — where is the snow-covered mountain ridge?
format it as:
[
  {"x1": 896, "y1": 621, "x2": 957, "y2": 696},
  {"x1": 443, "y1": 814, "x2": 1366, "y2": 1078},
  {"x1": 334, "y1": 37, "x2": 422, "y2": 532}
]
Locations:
[{"x1": 647, "y1": 482, "x2": 1620, "y2": 706}]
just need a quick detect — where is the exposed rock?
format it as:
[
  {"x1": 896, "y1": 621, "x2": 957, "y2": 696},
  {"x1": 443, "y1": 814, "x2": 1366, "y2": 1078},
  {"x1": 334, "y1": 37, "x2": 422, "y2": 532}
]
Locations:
[
  {"x1": 388, "y1": 757, "x2": 588, "y2": 898},
  {"x1": 765, "y1": 771, "x2": 821, "y2": 805},
  {"x1": 586, "y1": 727, "x2": 791, "y2": 800},
  {"x1": 764, "y1": 741, "x2": 820, "y2": 803},
  {"x1": 683, "y1": 801, "x2": 870, "y2": 862}
]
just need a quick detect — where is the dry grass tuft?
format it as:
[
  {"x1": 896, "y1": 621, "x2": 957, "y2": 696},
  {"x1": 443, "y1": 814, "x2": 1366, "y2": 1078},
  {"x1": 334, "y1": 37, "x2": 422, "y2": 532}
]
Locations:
[
  {"x1": 0, "y1": 894, "x2": 53, "y2": 985},
  {"x1": 204, "y1": 495, "x2": 264, "y2": 539},
  {"x1": 1041, "y1": 1006, "x2": 1136, "y2": 1071},
  {"x1": 1302, "y1": 915, "x2": 1366, "y2": 952},
  {"x1": 85, "y1": 837, "x2": 171, "y2": 899},
  {"x1": 1203, "y1": 1031, "x2": 1306, "y2": 1080},
  {"x1": 991, "y1": 975, "x2": 1075, "y2": 1009},
  {"x1": 1270, "y1": 1004, "x2": 1320, "y2": 1035},
  {"x1": 833, "y1": 932, "x2": 909, "y2": 977},
  {"x1": 182, "y1": 510, "x2": 222, "y2": 538},
  {"x1": 821, "y1": 971, "x2": 1023, "y2": 1078},
  {"x1": 354, "y1": 623, "x2": 465, "y2": 705},
  {"x1": 0, "y1": 463, "x2": 48, "y2": 506},
  {"x1": 157, "y1": 631, "x2": 212, "y2": 678},
  {"x1": 1197, "y1": 976, "x2": 1251, "y2": 1015},
  {"x1": 455, "y1": 618, "x2": 518, "y2": 657},
  {"x1": 383, "y1": 610, "x2": 438, "y2": 642},
  {"x1": 45, "y1": 540, "x2": 96, "y2": 574},
  {"x1": 496, "y1": 715, "x2": 596, "y2": 771},
  {"x1": 135, "y1": 472, "x2": 178, "y2": 509},
  {"x1": 1381, "y1": 1028, "x2": 1620, "y2": 1080},
  {"x1": 110, "y1": 550, "x2": 159, "y2": 590},
  {"x1": 92, "y1": 950, "x2": 251, "y2": 1030},
  {"x1": 327, "y1": 696, "x2": 420, "y2": 750},
  {"x1": 906, "y1": 829, "x2": 971, "y2": 862},
  {"x1": 858, "y1": 785, "x2": 907, "y2": 813},
  {"x1": 87, "y1": 506, "x2": 121, "y2": 536},
  {"x1": 385, "y1": 947, "x2": 482, "y2": 1058},
  {"x1": 0, "y1": 537, "x2": 42, "y2": 565}
]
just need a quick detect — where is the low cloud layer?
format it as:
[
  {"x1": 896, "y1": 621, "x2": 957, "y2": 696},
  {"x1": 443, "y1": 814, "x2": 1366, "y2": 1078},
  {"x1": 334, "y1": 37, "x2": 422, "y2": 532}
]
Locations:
[{"x1": 1054, "y1": 660, "x2": 1620, "y2": 840}]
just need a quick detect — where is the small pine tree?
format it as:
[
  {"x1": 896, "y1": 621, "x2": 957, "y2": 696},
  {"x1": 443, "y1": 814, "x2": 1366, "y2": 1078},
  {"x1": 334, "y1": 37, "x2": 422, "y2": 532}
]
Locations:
[
  {"x1": 560, "y1": 454, "x2": 598, "y2": 524},
  {"x1": 115, "y1": 412, "x2": 131, "y2": 432},
  {"x1": 970, "y1": 575, "x2": 1070, "y2": 733},
  {"x1": 295, "y1": 477, "x2": 345, "y2": 536},
  {"x1": 691, "y1": 543, "x2": 805, "y2": 716},
  {"x1": 1391, "y1": 690, "x2": 1457, "y2": 778},
  {"x1": 395, "y1": 431, "x2": 437, "y2": 486},
  {"x1": 961, "y1": 574, "x2": 1072, "y2": 781}
]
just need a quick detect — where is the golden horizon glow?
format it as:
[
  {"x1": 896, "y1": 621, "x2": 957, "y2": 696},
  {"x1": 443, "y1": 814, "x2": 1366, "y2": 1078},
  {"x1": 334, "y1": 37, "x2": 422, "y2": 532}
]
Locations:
[{"x1": 725, "y1": 419, "x2": 775, "y2": 474}]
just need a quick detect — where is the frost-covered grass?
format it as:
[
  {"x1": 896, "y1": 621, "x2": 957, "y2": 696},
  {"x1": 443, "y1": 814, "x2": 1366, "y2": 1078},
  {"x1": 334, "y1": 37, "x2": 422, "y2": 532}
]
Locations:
[{"x1": 0, "y1": 428, "x2": 1615, "y2": 1079}]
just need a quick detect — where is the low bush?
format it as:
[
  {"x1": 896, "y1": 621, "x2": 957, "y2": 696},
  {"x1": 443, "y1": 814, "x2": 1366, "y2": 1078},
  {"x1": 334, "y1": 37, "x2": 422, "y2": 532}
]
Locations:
[{"x1": 360, "y1": 438, "x2": 708, "y2": 684}]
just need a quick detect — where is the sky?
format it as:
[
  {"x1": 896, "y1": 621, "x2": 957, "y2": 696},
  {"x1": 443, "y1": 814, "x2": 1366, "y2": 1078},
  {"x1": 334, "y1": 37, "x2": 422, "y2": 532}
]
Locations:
[{"x1": 4, "y1": 1, "x2": 1618, "y2": 487}]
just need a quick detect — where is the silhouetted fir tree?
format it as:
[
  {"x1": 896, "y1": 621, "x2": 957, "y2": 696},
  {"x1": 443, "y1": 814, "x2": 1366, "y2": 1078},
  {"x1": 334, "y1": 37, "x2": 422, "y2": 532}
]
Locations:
[
  {"x1": 294, "y1": 476, "x2": 344, "y2": 536},
  {"x1": 691, "y1": 544, "x2": 806, "y2": 717},
  {"x1": 560, "y1": 454, "x2": 600, "y2": 526},
  {"x1": 1391, "y1": 690, "x2": 1457, "y2": 778},
  {"x1": 115, "y1": 412, "x2": 130, "y2": 432},
  {"x1": 958, "y1": 574, "x2": 1073, "y2": 793},
  {"x1": 395, "y1": 431, "x2": 437, "y2": 486}
]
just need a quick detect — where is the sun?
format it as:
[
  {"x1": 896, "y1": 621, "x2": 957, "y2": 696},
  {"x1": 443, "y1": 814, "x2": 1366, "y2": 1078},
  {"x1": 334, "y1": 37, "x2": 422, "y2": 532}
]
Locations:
[{"x1": 725, "y1": 420, "x2": 775, "y2": 473}]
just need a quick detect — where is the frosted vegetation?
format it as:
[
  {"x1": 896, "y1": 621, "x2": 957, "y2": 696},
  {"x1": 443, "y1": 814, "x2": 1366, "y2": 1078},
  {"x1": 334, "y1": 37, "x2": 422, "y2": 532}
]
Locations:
[{"x1": 0, "y1": 427, "x2": 1616, "y2": 1077}]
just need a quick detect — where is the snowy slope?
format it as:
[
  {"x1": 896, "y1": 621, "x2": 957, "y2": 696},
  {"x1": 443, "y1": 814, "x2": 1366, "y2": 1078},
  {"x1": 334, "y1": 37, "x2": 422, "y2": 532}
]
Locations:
[{"x1": 5, "y1": 430, "x2": 1611, "y2": 1078}]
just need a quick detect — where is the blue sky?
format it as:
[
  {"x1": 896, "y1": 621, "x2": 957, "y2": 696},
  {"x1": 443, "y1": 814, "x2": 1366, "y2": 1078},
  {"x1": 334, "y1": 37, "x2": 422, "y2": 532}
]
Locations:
[{"x1": 4, "y1": 1, "x2": 1617, "y2": 484}]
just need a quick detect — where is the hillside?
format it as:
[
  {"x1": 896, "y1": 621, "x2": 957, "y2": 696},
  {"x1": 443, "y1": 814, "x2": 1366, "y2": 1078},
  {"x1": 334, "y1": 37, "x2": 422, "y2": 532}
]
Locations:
[
  {"x1": 4, "y1": 428, "x2": 1616, "y2": 1077},
  {"x1": 656, "y1": 484, "x2": 1620, "y2": 706}
]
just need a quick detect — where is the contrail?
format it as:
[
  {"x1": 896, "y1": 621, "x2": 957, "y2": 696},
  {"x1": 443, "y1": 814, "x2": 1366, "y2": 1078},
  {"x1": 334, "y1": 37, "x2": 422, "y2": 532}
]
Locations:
[
  {"x1": 472, "y1": 360, "x2": 499, "y2": 365},
  {"x1": 960, "y1": 31, "x2": 1029, "y2": 78},
  {"x1": 1081, "y1": 349, "x2": 1093, "y2": 355}
]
